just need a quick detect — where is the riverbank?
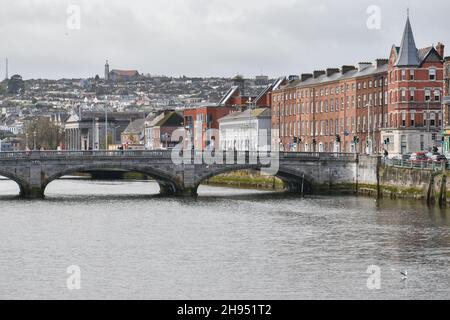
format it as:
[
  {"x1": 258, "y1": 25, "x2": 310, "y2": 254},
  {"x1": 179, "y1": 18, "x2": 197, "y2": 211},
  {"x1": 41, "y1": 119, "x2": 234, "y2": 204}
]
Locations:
[
  {"x1": 357, "y1": 164, "x2": 450, "y2": 207},
  {"x1": 202, "y1": 170, "x2": 285, "y2": 191}
]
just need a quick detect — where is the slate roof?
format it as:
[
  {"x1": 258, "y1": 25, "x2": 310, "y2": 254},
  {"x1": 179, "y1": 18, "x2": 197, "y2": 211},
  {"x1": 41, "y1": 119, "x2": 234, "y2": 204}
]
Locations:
[
  {"x1": 148, "y1": 112, "x2": 183, "y2": 127},
  {"x1": 123, "y1": 119, "x2": 145, "y2": 134},
  {"x1": 218, "y1": 108, "x2": 271, "y2": 122},
  {"x1": 395, "y1": 17, "x2": 420, "y2": 67},
  {"x1": 281, "y1": 63, "x2": 388, "y2": 89}
]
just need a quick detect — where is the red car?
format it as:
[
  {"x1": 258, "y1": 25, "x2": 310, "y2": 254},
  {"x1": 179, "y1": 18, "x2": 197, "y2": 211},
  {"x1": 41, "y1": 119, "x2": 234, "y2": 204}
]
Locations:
[{"x1": 409, "y1": 152, "x2": 428, "y2": 163}]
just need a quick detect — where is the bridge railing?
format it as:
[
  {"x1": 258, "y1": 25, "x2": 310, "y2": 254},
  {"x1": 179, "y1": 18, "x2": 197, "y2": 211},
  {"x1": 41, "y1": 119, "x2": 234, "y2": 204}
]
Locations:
[
  {"x1": 0, "y1": 150, "x2": 359, "y2": 162},
  {"x1": 382, "y1": 158, "x2": 448, "y2": 172},
  {"x1": 0, "y1": 150, "x2": 174, "y2": 159}
]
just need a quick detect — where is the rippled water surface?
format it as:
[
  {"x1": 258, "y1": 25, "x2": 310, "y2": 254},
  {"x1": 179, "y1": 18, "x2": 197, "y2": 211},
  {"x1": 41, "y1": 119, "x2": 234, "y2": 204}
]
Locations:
[{"x1": 1, "y1": 177, "x2": 450, "y2": 299}]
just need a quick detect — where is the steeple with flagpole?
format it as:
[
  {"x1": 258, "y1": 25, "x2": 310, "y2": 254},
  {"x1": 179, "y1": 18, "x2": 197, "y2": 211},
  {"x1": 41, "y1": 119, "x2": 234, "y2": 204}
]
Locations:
[{"x1": 395, "y1": 9, "x2": 420, "y2": 67}]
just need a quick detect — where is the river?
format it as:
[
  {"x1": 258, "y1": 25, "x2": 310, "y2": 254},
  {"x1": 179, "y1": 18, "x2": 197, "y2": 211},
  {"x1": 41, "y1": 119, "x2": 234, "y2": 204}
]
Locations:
[{"x1": 0, "y1": 177, "x2": 449, "y2": 300}]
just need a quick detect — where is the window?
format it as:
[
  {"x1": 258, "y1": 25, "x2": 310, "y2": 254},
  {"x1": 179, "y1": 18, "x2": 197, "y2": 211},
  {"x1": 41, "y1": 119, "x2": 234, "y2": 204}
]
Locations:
[
  {"x1": 357, "y1": 116, "x2": 361, "y2": 133},
  {"x1": 410, "y1": 70, "x2": 414, "y2": 80},
  {"x1": 429, "y1": 68, "x2": 436, "y2": 80},
  {"x1": 410, "y1": 112, "x2": 415, "y2": 127},
  {"x1": 425, "y1": 89, "x2": 431, "y2": 102},
  {"x1": 401, "y1": 70, "x2": 406, "y2": 81},
  {"x1": 401, "y1": 89, "x2": 406, "y2": 102},
  {"x1": 401, "y1": 135, "x2": 407, "y2": 154},
  {"x1": 434, "y1": 90, "x2": 441, "y2": 102},
  {"x1": 410, "y1": 88, "x2": 415, "y2": 102},
  {"x1": 401, "y1": 112, "x2": 406, "y2": 127},
  {"x1": 430, "y1": 113, "x2": 436, "y2": 127}
]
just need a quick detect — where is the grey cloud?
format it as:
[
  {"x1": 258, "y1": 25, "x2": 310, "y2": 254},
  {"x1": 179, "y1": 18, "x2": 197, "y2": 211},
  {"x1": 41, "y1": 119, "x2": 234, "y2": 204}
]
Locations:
[{"x1": 0, "y1": 0, "x2": 449, "y2": 79}]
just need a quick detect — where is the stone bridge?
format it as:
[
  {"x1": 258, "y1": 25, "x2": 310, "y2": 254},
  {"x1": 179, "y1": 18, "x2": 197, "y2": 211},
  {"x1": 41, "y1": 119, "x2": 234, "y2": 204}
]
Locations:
[{"x1": 0, "y1": 150, "x2": 361, "y2": 198}]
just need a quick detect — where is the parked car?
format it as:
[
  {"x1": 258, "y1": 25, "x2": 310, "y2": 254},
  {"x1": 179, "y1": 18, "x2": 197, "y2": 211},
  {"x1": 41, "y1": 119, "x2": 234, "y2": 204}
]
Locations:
[
  {"x1": 410, "y1": 152, "x2": 428, "y2": 162},
  {"x1": 428, "y1": 154, "x2": 447, "y2": 163},
  {"x1": 390, "y1": 153, "x2": 411, "y2": 161}
]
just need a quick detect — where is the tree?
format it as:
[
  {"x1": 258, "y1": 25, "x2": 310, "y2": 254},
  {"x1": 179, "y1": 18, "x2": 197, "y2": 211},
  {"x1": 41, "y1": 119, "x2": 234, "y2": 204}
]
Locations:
[
  {"x1": 21, "y1": 117, "x2": 64, "y2": 150},
  {"x1": 7, "y1": 74, "x2": 25, "y2": 94}
]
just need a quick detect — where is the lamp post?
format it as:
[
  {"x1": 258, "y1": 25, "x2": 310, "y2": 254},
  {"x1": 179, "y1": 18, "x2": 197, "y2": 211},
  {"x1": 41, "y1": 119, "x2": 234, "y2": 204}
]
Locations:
[
  {"x1": 104, "y1": 96, "x2": 108, "y2": 150},
  {"x1": 33, "y1": 130, "x2": 36, "y2": 150}
]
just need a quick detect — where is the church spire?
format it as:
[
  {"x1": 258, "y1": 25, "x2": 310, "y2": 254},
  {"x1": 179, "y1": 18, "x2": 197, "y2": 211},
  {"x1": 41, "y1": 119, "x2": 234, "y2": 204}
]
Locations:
[{"x1": 395, "y1": 13, "x2": 420, "y2": 67}]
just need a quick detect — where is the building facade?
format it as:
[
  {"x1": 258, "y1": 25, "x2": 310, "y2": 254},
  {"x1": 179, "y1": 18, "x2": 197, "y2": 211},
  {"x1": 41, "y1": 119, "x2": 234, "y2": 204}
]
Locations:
[
  {"x1": 121, "y1": 119, "x2": 145, "y2": 149},
  {"x1": 144, "y1": 111, "x2": 183, "y2": 150},
  {"x1": 272, "y1": 16, "x2": 445, "y2": 155},
  {"x1": 64, "y1": 111, "x2": 145, "y2": 150},
  {"x1": 272, "y1": 62, "x2": 388, "y2": 153},
  {"x1": 218, "y1": 108, "x2": 271, "y2": 151},
  {"x1": 442, "y1": 57, "x2": 450, "y2": 156},
  {"x1": 183, "y1": 105, "x2": 235, "y2": 150},
  {"x1": 381, "y1": 17, "x2": 445, "y2": 156}
]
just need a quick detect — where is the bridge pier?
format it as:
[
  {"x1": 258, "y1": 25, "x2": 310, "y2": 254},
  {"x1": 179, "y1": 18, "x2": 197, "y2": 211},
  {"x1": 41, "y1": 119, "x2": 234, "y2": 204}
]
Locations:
[
  {"x1": 20, "y1": 185, "x2": 45, "y2": 199},
  {"x1": 175, "y1": 186, "x2": 199, "y2": 197}
]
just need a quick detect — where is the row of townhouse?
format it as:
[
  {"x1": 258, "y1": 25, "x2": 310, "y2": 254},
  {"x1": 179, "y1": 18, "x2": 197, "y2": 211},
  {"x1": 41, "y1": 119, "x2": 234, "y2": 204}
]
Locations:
[{"x1": 271, "y1": 16, "x2": 447, "y2": 156}]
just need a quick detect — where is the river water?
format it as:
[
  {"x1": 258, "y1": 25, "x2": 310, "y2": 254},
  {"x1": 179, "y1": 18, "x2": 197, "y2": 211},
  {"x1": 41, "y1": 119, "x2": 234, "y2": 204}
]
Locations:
[{"x1": 0, "y1": 177, "x2": 449, "y2": 300}]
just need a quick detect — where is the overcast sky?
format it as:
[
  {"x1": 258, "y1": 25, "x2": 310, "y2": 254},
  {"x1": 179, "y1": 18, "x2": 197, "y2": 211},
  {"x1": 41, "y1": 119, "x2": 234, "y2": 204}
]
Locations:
[{"x1": 0, "y1": 0, "x2": 449, "y2": 80}]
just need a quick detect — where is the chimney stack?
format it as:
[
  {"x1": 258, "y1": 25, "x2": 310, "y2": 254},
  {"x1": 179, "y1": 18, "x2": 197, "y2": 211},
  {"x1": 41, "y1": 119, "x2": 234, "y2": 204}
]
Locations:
[
  {"x1": 313, "y1": 70, "x2": 326, "y2": 78},
  {"x1": 341, "y1": 65, "x2": 356, "y2": 74},
  {"x1": 437, "y1": 42, "x2": 445, "y2": 59},
  {"x1": 358, "y1": 62, "x2": 372, "y2": 72},
  {"x1": 301, "y1": 73, "x2": 313, "y2": 82},
  {"x1": 375, "y1": 59, "x2": 389, "y2": 68},
  {"x1": 326, "y1": 68, "x2": 340, "y2": 77}
]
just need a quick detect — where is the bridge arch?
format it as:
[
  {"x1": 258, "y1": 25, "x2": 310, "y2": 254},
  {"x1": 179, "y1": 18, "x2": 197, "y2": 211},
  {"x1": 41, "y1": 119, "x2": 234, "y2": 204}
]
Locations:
[
  {"x1": 193, "y1": 164, "x2": 316, "y2": 194},
  {"x1": 0, "y1": 169, "x2": 28, "y2": 196},
  {"x1": 42, "y1": 165, "x2": 182, "y2": 197}
]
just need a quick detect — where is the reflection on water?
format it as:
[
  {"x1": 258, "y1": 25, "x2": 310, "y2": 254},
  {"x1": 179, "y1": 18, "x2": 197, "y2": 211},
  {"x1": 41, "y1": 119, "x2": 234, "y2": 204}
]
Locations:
[{"x1": 0, "y1": 177, "x2": 450, "y2": 299}]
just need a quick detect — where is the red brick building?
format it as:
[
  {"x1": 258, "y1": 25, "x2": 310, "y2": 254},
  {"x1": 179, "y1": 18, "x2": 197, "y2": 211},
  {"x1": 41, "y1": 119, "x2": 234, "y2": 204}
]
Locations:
[
  {"x1": 442, "y1": 57, "x2": 450, "y2": 156},
  {"x1": 183, "y1": 77, "x2": 285, "y2": 149},
  {"x1": 272, "y1": 62, "x2": 388, "y2": 153},
  {"x1": 183, "y1": 105, "x2": 236, "y2": 150},
  {"x1": 381, "y1": 16, "x2": 445, "y2": 155},
  {"x1": 272, "y1": 16, "x2": 445, "y2": 155}
]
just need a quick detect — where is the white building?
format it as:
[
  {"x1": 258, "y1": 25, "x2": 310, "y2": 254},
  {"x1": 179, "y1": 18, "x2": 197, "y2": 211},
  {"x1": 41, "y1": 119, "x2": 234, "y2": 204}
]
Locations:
[{"x1": 218, "y1": 108, "x2": 271, "y2": 151}]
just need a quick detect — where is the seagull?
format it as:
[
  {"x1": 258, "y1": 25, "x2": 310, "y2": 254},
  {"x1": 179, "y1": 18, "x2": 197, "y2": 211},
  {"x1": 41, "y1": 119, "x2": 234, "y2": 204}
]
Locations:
[{"x1": 401, "y1": 270, "x2": 408, "y2": 280}]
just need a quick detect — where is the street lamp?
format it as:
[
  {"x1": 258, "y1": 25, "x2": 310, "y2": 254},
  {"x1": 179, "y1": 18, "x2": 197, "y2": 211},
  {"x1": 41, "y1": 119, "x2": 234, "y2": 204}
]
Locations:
[
  {"x1": 104, "y1": 97, "x2": 110, "y2": 150},
  {"x1": 33, "y1": 130, "x2": 36, "y2": 151}
]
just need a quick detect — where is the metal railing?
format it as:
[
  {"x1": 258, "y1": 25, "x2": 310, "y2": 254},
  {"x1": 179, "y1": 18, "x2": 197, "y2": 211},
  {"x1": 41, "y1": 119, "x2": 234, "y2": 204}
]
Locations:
[
  {"x1": 0, "y1": 150, "x2": 359, "y2": 162},
  {"x1": 382, "y1": 158, "x2": 448, "y2": 172}
]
